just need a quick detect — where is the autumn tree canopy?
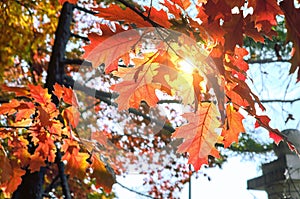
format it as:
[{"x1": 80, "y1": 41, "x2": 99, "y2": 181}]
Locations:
[{"x1": 0, "y1": 0, "x2": 299, "y2": 198}]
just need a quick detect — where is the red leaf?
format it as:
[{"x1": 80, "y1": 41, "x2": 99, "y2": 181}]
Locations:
[
  {"x1": 221, "y1": 105, "x2": 245, "y2": 147},
  {"x1": 144, "y1": 6, "x2": 172, "y2": 28},
  {"x1": 223, "y1": 14, "x2": 244, "y2": 51},
  {"x1": 37, "y1": 106, "x2": 51, "y2": 127},
  {"x1": 269, "y1": 131, "x2": 283, "y2": 145},
  {"x1": 172, "y1": 103, "x2": 222, "y2": 171},
  {"x1": 255, "y1": 115, "x2": 283, "y2": 144},
  {"x1": 280, "y1": 0, "x2": 300, "y2": 81},
  {"x1": 250, "y1": 0, "x2": 283, "y2": 33}
]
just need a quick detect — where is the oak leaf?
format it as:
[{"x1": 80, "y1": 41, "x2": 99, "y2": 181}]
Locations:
[
  {"x1": 0, "y1": 99, "x2": 20, "y2": 115},
  {"x1": 28, "y1": 153, "x2": 47, "y2": 173},
  {"x1": 94, "y1": 5, "x2": 151, "y2": 27},
  {"x1": 250, "y1": 0, "x2": 283, "y2": 33},
  {"x1": 1, "y1": 167, "x2": 25, "y2": 198},
  {"x1": 53, "y1": 83, "x2": 64, "y2": 101},
  {"x1": 280, "y1": 0, "x2": 300, "y2": 81},
  {"x1": 62, "y1": 86, "x2": 79, "y2": 107},
  {"x1": 63, "y1": 106, "x2": 80, "y2": 128},
  {"x1": 160, "y1": 0, "x2": 182, "y2": 19},
  {"x1": 62, "y1": 139, "x2": 90, "y2": 179},
  {"x1": 172, "y1": 102, "x2": 222, "y2": 170},
  {"x1": 0, "y1": 148, "x2": 13, "y2": 184},
  {"x1": 15, "y1": 102, "x2": 35, "y2": 121},
  {"x1": 1, "y1": 84, "x2": 29, "y2": 97},
  {"x1": 255, "y1": 115, "x2": 282, "y2": 144},
  {"x1": 221, "y1": 105, "x2": 245, "y2": 147},
  {"x1": 28, "y1": 84, "x2": 52, "y2": 106},
  {"x1": 83, "y1": 28, "x2": 140, "y2": 73},
  {"x1": 112, "y1": 63, "x2": 161, "y2": 110},
  {"x1": 90, "y1": 154, "x2": 116, "y2": 193}
]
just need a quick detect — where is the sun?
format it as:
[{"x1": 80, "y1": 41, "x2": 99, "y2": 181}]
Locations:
[{"x1": 177, "y1": 59, "x2": 195, "y2": 74}]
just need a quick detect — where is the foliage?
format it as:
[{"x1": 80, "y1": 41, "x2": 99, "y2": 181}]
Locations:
[
  {"x1": 0, "y1": 0, "x2": 61, "y2": 84},
  {"x1": 0, "y1": 0, "x2": 299, "y2": 198},
  {"x1": 0, "y1": 84, "x2": 114, "y2": 198}
]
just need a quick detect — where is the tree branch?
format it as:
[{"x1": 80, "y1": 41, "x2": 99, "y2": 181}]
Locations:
[
  {"x1": 116, "y1": 181, "x2": 157, "y2": 199},
  {"x1": 63, "y1": 76, "x2": 176, "y2": 133},
  {"x1": 260, "y1": 98, "x2": 300, "y2": 103},
  {"x1": 74, "y1": 5, "x2": 98, "y2": 15},
  {"x1": 247, "y1": 58, "x2": 290, "y2": 64},
  {"x1": 115, "y1": 0, "x2": 163, "y2": 27}
]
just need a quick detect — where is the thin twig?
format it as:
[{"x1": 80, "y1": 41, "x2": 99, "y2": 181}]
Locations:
[
  {"x1": 74, "y1": 5, "x2": 98, "y2": 15},
  {"x1": 116, "y1": 181, "x2": 157, "y2": 199},
  {"x1": 247, "y1": 58, "x2": 290, "y2": 64},
  {"x1": 115, "y1": 0, "x2": 162, "y2": 27}
]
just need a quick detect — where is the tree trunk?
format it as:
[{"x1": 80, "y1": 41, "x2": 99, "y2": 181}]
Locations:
[{"x1": 12, "y1": 2, "x2": 74, "y2": 198}]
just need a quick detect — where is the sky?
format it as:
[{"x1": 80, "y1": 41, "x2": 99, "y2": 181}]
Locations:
[{"x1": 114, "y1": 156, "x2": 269, "y2": 199}]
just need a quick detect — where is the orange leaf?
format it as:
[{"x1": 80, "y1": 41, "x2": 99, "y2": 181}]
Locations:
[
  {"x1": 28, "y1": 153, "x2": 47, "y2": 173},
  {"x1": 62, "y1": 87, "x2": 78, "y2": 107},
  {"x1": 83, "y1": 28, "x2": 140, "y2": 73},
  {"x1": 172, "y1": 102, "x2": 222, "y2": 171},
  {"x1": 0, "y1": 99, "x2": 20, "y2": 115},
  {"x1": 28, "y1": 84, "x2": 52, "y2": 105},
  {"x1": 112, "y1": 64, "x2": 161, "y2": 110},
  {"x1": 221, "y1": 105, "x2": 245, "y2": 147},
  {"x1": 129, "y1": 84, "x2": 161, "y2": 109},
  {"x1": 90, "y1": 154, "x2": 115, "y2": 193},
  {"x1": 37, "y1": 106, "x2": 51, "y2": 127},
  {"x1": 53, "y1": 83, "x2": 64, "y2": 100},
  {"x1": 58, "y1": 0, "x2": 77, "y2": 5},
  {"x1": 91, "y1": 131, "x2": 111, "y2": 146},
  {"x1": 172, "y1": 0, "x2": 191, "y2": 10},
  {"x1": 15, "y1": 102, "x2": 35, "y2": 121},
  {"x1": 0, "y1": 148, "x2": 13, "y2": 184},
  {"x1": 63, "y1": 106, "x2": 80, "y2": 128},
  {"x1": 160, "y1": 0, "x2": 182, "y2": 19},
  {"x1": 1, "y1": 84, "x2": 29, "y2": 97},
  {"x1": 94, "y1": 5, "x2": 151, "y2": 27},
  {"x1": 62, "y1": 139, "x2": 90, "y2": 179},
  {"x1": 144, "y1": 6, "x2": 172, "y2": 28},
  {"x1": 1, "y1": 167, "x2": 25, "y2": 197}
]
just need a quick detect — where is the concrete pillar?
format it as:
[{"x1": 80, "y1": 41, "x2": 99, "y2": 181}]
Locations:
[{"x1": 247, "y1": 129, "x2": 300, "y2": 199}]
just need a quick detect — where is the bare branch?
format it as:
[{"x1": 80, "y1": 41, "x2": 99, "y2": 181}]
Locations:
[
  {"x1": 115, "y1": 0, "x2": 163, "y2": 27},
  {"x1": 116, "y1": 181, "x2": 157, "y2": 199},
  {"x1": 247, "y1": 58, "x2": 290, "y2": 64}
]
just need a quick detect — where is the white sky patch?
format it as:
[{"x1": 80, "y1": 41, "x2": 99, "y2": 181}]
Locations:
[{"x1": 231, "y1": 6, "x2": 240, "y2": 14}]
